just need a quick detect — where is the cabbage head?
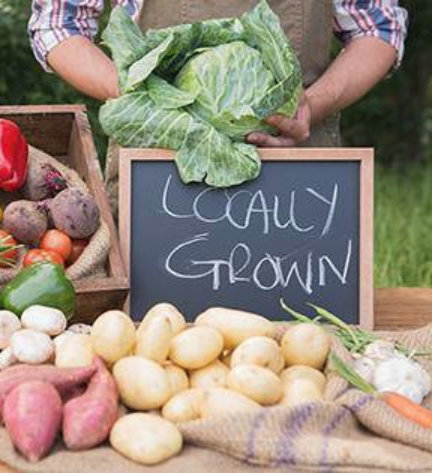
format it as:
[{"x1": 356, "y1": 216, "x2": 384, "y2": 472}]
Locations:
[{"x1": 100, "y1": 0, "x2": 302, "y2": 187}]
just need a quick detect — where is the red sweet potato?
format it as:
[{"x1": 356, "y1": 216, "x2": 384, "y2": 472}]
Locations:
[
  {"x1": 3, "y1": 381, "x2": 62, "y2": 462},
  {"x1": 63, "y1": 357, "x2": 118, "y2": 450},
  {"x1": 0, "y1": 363, "x2": 95, "y2": 422}
]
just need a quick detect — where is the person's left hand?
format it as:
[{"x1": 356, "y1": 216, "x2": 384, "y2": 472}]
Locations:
[{"x1": 246, "y1": 91, "x2": 312, "y2": 147}]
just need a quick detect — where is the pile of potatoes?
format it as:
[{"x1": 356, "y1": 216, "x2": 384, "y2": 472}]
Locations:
[{"x1": 84, "y1": 303, "x2": 330, "y2": 465}]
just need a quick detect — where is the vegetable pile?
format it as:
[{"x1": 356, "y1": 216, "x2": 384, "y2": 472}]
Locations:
[
  {"x1": 0, "y1": 303, "x2": 331, "y2": 465},
  {"x1": 99, "y1": 0, "x2": 302, "y2": 187}
]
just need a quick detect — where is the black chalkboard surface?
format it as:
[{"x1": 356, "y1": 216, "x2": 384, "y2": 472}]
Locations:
[{"x1": 119, "y1": 149, "x2": 374, "y2": 327}]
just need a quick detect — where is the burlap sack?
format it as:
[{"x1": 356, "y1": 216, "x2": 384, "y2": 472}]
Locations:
[
  {"x1": 0, "y1": 146, "x2": 110, "y2": 285},
  {"x1": 2, "y1": 324, "x2": 432, "y2": 473}
]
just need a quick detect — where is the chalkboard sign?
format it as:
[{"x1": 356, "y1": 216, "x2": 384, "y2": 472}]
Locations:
[{"x1": 119, "y1": 148, "x2": 374, "y2": 327}]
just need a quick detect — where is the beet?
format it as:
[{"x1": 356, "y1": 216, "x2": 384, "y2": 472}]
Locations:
[
  {"x1": 50, "y1": 188, "x2": 100, "y2": 239},
  {"x1": 3, "y1": 200, "x2": 48, "y2": 244},
  {"x1": 22, "y1": 159, "x2": 67, "y2": 201}
]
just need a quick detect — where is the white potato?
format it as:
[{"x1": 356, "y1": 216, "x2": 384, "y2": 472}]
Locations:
[
  {"x1": 200, "y1": 388, "x2": 261, "y2": 418},
  {"x1": 68, "y1": 323, "x2": 92, "y2": 335},
  {"x1": 169, "y1": 326, "x2": 223, "y2": 369},
  {"x1": 110, "y1": 413, "x2": 182, "y2": 465},
  {"x1": 138, "y1": 303, "x2": 186, "y2": 336},
  {"x1": 136, "y1": 316, "x2": 172, "y2": 363},
  {"x1": 189, "y1": 360, "x2": 229, "y2": 389},
  {"x1": 221, "y1": 350, "x2": 233, "y2": 367},
  {"x1": 164, "y1": 363, "x2": 189, "y2": 397},
  {"x1": 91, "y1": 310, "x2": 136, "y2": 364},
  {"x1": 55, "y1": 333, "x2": 94, "y2": 367},
  {"x1": 279, "y1": 378, "x2": 324, "y2": 406},
  {"x1": 281, "y1": 323, "x2": 330, "y2": 370},
  {"x1": 195, "y1": 308, "x2": 276, "y2": 349},
  {"x1": 280, "y1": 365, "x2": 327, "y2": 391},
  {"x1": 113, "y1": 356, "x2": 171, "y2": 410},
  {"x1": 162, "y1": 388, "x2": 204, "y2": 423},
  {"x1": 0, "y1": 347, "x2": 17, "y2": 370},
  {"x1": 10, "y1": 329, "x2": 54, "y2": 364},
  {"x1": 231, "y1": 336, "x2": 284, "y2": 374},
  {"x1": 21, "y1": 305, "x2": 67, "y2": 336},
  {"x1": 227, "y1": 364, "x2": 283, "y2": 405},
  {"x1": 0, "y1": 310, "x2": 21, "y2": 349},
  {"x1": 53, "y1": 331, "x2": 76, "y2": 350}
]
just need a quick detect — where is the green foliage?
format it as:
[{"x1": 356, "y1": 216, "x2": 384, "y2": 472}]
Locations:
[{"x1": 375, "y1": 161, "x2": 432, "y2": 287}]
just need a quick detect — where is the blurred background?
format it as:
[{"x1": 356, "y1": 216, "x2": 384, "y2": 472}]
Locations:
[{"x1": 0, "y1": 0, "x2": 431, "y2": 287}]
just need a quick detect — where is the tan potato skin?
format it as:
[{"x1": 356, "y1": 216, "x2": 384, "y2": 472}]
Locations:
[
  {"x1": 164, "y1": 363, "x2": 190, "y2": 397},
  {"x1": 281, "y1": 323, "x2": 330, "y2": 370},
  {"x1": 227, "y1": 364, "x2": 283, "y2": 405},
  {"x1": 189, "y1": 360, "x2": 229, "y2": 389},
  {"x1": 110, "y1": 413, "x2": 183, "y2": 465},
  {"x1": 195, "y1": 308, "x2": 276, "y2": 349},
  {"x1": 280, "y1": 365, "x2": 327, "y2": 391},
  {"x1": 169, "y1": 326, "x2": 224, "y2": 369},
  {"x1": 162, "y1": 388, "x2": 204, "y2": 423},
  {"x1": 230, "y1": 336, "x2": 284, "y2": 374},
  {"x1": 138, "y1": 303, "x2": 186, "y2": 336},
  {"x1": 135, "y1": 316, "x2": 173, "y2": 363},
  {"x1": 200, "y1": 388, "x2": 261, "y2": 418},
  {"x1": 113, "y1": 357, "x2": 170, "y2": 410}
]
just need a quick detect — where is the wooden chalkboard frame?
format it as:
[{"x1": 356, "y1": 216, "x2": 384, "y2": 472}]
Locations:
[{"x1": 119, "y1": 148, "x2": 374, "y2": 328}]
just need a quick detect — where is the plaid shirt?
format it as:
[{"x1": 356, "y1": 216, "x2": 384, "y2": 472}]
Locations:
[{"x1": 29, "y1": 0, "x2": 408, "y2": 72}]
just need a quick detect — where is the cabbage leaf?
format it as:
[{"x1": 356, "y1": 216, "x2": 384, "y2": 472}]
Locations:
[{"x1": 100, "y1": 0, "x2": 302, "y2": 187}]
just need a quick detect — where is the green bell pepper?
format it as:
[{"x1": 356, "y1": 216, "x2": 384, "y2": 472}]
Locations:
[{"x1": 0, "y1": 262, "x2": 76, "y2": 318}]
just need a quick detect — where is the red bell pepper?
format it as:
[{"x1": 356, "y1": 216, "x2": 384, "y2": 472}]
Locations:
[{"x1": 0, "y1": 119, "x2": 28, "y2": 192}]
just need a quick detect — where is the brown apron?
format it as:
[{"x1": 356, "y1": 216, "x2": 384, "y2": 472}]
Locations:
[{"x1": 105, "y1": 0, "x2": 340, "y2": 215}]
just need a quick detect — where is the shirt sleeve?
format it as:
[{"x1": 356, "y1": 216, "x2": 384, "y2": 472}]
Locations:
[
  {"x1": 28, "y1": 1, "x2": 140, "y2": 72},
  {"x1": 333, "y1": 0, "x2": 408, "y2": 68}
]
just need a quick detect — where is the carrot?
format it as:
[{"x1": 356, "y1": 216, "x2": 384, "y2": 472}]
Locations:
[
  {"x1": 380, "y1": 391, "x2": 432, "y2": 429},
  {"x1": 330, "y1": 353, "x2": 432, "y2": 429}
]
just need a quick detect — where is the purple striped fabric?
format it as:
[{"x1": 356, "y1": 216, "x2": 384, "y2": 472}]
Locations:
[{"x1": 28, "y1": 1, "x2": 407, "y2": 71}]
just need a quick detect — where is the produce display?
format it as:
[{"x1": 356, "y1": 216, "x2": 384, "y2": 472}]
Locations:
[
  {"x1": 100, "y1": 0, "x2": 302, "y2": 188},
  {"x1": 0, "y1": 299, "x2": 431, "y2": 468}
]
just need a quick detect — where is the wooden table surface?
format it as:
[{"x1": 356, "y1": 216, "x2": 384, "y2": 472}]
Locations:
[{"x1": 1, "y1": 287, "x2": 432, "y2": 472}]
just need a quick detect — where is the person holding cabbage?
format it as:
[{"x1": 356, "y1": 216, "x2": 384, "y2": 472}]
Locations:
[{"x1": 28, "y1": 0, "x2": 407, "y2": 192}]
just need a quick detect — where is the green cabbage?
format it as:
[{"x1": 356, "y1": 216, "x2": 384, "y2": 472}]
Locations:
[{"x1": 100, "y1": 0, "x2": 302, "y2": 187}]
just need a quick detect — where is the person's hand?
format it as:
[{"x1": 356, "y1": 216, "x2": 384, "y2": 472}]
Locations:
[{"x1": 246, "y1": 91, "x2": 311, "y2": 147}]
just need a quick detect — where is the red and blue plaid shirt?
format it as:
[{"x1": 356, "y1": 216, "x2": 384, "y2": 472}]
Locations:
[{"x1": 29, "y1": 0, "x2": 408, "y2": 72}]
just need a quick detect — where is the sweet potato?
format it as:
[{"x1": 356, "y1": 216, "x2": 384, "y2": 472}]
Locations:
[
  {"x1": 3, "y1": 381, "x2": 62, "y2": 462},
  {"x1": 0, "y1": 363, "x2": 95, "y2": 422},
  {"x1": 63, "y1": 357, "x2": 118, "y2": 450}
]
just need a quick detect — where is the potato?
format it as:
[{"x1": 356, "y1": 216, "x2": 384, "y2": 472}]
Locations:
[
  {"x1": 10, "y1": 329, "x2": 54, "y2": 364},
  {"x1": 227, "y1": 365, "x2": 283, "y2": 405},
  {"x1": 91, "y1": 311, "x2": 136, "y2": 364},
  {"x1": 136, "y1": 316, "x2": 172, "y2": 363},
  {"x1": 55, "y1": 334, "x2": 95, "y2": 368},
  {"x1": 138, "y1": 303, "x2": 186, "y2": 336},
  {"x1": 221, "y1": 350, "x2": 232, "y2": 367},
  {"x1": 169, "y1": 327, "x2": 223, "y2": 369},
  {"x1": 189, "y1": 360, "x2": 228, "y2": 389},
  {"x1": 280, "y1": 365, "x2": 327, "y2": 391},
  {"x1": 281, "y1": 323, "x2": 330, "y2": 370},
  {"x1": 110, "y1": 413, "x2": 182, "y2": 465},
  {"x1": 200, "y1": 388, "x2": 261, "y2": 418},
  {"x1": 231, "y1": 336, "x2": 284, "y2": 374},
  {"x1": 162, "y1": 388, "x2": 203, "y2": 423},
  {"x1": 0, "y1": 347, "x2": 17, "y2": 370},
  {"x1": 53, "y1": 331, "x2": 76, "y2": 350},
  {"x1": 21, "y1": 305, "x2": 67, "y2": 336},
  {"x1": 68, "y1": 323, "x2": 92, "y2": 335},
  {"x1": 113, "y1": 356, "x2": 170, "y2": 410},
  {"x1": 0, "y1": 310, "x2": 21, "y2": 349},
  {"x1": 164, "y1": 363, "x2": 189, "y2": 397},
  {"x1": 195, "y1": 308, "x2": 276, "y2": 349},
  {"x1": 279, "y1": 378, "x2": 324, "y2": 406}
]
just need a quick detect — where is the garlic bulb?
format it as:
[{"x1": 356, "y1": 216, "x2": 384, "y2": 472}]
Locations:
[
  {"x1": 373, "y1": 357, "x2": 431, "y2": 404},
  {"x1": 353, "y1": 357, "x2": 376, "y2": 384},
  {"x1": 364, "y1": 340, "x2": 396, "y2": 361}
]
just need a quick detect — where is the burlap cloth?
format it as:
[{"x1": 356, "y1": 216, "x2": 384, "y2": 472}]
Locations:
[
  {"x1": 0, "y1": 146, "x2": 110, "y2": 285},
  {"x1": 1, "y1": 324, "x2": 432, "y2": 472}
]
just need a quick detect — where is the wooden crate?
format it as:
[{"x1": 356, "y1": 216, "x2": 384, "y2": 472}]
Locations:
[{"x1": 0, "y1": 104, "x2": 128, "y2": 323}]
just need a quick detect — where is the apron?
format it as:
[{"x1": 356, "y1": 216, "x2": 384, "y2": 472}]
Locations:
[{"x1": 105, "y1": 0, "x2": 340, "y2": 216}]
